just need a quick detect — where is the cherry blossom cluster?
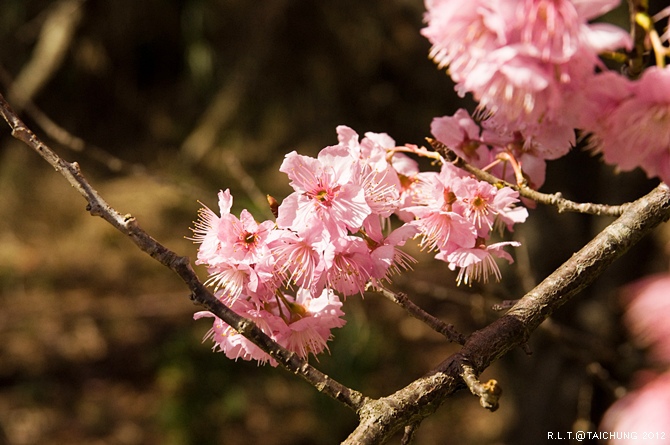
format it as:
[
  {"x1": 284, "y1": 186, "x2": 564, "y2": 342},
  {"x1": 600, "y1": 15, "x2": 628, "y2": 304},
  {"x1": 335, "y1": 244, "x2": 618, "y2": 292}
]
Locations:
[
  {"x1": 401, "y1": 153, "x2": 528, "y2": 285},
  {"x1": 422, "y1": 0, "x2": 670, "y2": 186},
  {"x1": 430, "y1": 108, "x2": 550, "y2": 189},
  {"x1": 581, "y1": 67, "x2": 670, "y2": 184},
  {"x1": 191, "y1": 126, "x2": 527, "y2": 363}
]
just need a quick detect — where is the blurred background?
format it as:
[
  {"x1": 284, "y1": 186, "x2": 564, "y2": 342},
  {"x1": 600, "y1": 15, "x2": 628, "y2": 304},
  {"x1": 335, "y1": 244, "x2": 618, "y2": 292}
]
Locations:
[{"x1": 0, "y1": 1, "x2": 668, "y2": 444}]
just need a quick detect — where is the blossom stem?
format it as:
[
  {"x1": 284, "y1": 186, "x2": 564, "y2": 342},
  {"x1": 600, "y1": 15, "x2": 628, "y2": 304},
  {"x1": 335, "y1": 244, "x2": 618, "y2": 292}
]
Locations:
[
  {"x1": 629, "y1": 0, "x2": 651, "y2": 77},
  {"x1": 635, "y1": 10, "x2": 668, "y2": 68},
  {"x1": 274, "y1": 290, "x2": 289, "y2": 322},
  {"x1": 428, "y1": 139, "x2": 631, "y2": 216},
  {"x1": 387, "y1": 145, "x2": 443, "y2": 162}
]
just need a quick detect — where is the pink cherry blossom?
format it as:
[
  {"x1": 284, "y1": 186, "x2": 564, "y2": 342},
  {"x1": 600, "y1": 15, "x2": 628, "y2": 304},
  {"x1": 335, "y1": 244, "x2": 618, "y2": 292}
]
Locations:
[
  {"x1": 431, "y1": 109, "x2": 492, "y2": 166},
  {"x1": 423, "y1": 0, "x2": 631, "y2": 163},
  {"x1": 203, "y1": 262, "x2": 253, "y2": 302},
  {"x1": 336, "y1": 126, "x2": 402, "y2": 218},
  {"x1": 190, "y1": 189, "x2": 241, "y2": 265},
  {"x1": 430, "y1": 107, "x2": 567, "y2": 189},
  {"x1": 362, "y1": 215, "x2": 418, "y2": 283},
  {"x1": 192, "y1": 121, "x2": 530, "y2": 366},
  {"x1": 218, "y1": 209, "x2": 274, "y2": 264},
  {"x1": 600, "y1": 273, "x2": 670, "y2": 437},
  {"x1": 453, "y1": 174, "x2": 528, "y2": 234},
  {"x1": 452, "y1": 176, "x2": 501, "y2": 236},
  {"x1": 193, "y1": 299, "x2": 280, "y2": 366},
  {"x1": 191, "y1": 189, "x2": 277, "y2": 302},
  {"x1": 421, "y1": 0, "x2": 511, "y2": 83},
  {"x1": 461, "y1": 46, "x2": 554, "y2": 120},
  {"x1": 401, "y1": 156, "x2": 526, "y2": 283},
  {"x1": 190, "y1": 189, "x2": 234, "y2": 267},
  {"x1": 621, "y1": 273, "x2": 670, "y2": 364},
  {"x1": 458, "y1": 45, "x2": 583, "y2": 154},
  {"x1": 268, "y1": 226, "x2": 333, "y2": 294},
  {"x1": 516, "y1": 0, "x2": 581, "y2": 63},
  {"x1": 492, "y1": 189, "x2": 529, "y2": 232},
  {"x1": 583, "y1": 66, "x2": 670, "y2": 184},
  {"x1": 479, "y1": 124, "x2": 552, "y2": 189},
  {"x1": 390, "y1": 152, "x2": 423, "y2": 222},
  {"x1": 277, "y1": 148, "x2": 371, "y2": 237},
  {"x1": 195, "y1": 287, "x2": 347, "y2": 363},
  {"x1": 277, "y1": 288, "x2": 347, "y2": 358},
  {"x1": 442, "y1": 239, "x2": 520, "y2": 286},
  {"x1": 358, "y1": 165, "x2": 402, "y2": 219},
  {"x1": 404, "y1": 163, "x2": 477, "y2": 252},
  {"x1": 325, "y1": 236, "x2": 375, "y2": 297},
  {"x1": 411, "y1": 210, "x2": 478, "y2": 254},
  {"x1": 600, "y1": 371, "x2": 670, "y2": 441}
]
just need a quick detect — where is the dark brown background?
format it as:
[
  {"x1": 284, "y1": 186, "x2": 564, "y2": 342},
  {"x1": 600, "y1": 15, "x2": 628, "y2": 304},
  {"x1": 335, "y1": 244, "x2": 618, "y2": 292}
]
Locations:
[{"x1": 0, "y1": 1, "x2": 666, "y2": 444}]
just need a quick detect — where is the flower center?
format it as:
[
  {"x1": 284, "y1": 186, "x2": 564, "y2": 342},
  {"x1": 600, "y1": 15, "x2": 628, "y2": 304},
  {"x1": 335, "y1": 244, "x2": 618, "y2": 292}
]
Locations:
[
  {"x1": 472, "y1": 196, "x2": 487, "y2": 210},
  {"x1": 242, "y1": 231, "x2": 257, "y2": 248},
  {"x1": 308, "y1": 184, "x2": 340, "y2": 207}
]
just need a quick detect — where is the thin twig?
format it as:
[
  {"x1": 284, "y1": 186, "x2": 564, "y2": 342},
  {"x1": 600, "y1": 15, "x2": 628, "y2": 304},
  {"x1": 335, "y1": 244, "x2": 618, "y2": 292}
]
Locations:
[
  {"x1": 401, "y1": 422, "x2": 420, "y2": 445},
  {"x1": 491, "y1": 300, "x2": 518, "y2": 311},
  {"x1": 460, "y1": 363, "x2": 502, "y2": 411},
  {"x1": 427, "y1": 138, "x2": 632, "y2": 217},
  {"x1": 374, "y1": 285, "x2": 466, "y2": 345},
  {"x1": 0, "y1": 91, "x2": 367, "y2": 414}
]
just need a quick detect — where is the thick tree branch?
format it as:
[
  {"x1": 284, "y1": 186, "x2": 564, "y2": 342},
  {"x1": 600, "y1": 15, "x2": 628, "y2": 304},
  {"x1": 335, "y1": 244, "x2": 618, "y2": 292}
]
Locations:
[
  {"x1": 344, "y1": 182, "x2": 670, "y2": 444},
  {"x1": 0, "y1": 91, "x2": 366, "y2": 413}
]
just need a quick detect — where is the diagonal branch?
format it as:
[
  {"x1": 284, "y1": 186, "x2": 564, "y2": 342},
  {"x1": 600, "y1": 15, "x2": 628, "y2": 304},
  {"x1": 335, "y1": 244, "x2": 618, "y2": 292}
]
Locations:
[
  {"x1": 0, "y1": 91, "x2": 367, "y2": 413},
  {"x1": 373, "y1": 285, "x2": 466, "y2": 345},
  {"x1": 343, "y1": 182, "x2": 670, "y2": 444}
]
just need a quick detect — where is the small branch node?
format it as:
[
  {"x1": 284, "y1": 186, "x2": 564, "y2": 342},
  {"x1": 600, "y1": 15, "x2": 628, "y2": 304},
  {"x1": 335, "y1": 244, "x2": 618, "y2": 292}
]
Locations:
[
  {"x1": 87, "y1": 203, "x2": 102, "y2": 217},
  {"x1": 460, "y1": 363, "x2": 502, "y2": 412},
  {"x1": 401, "y1": 422, "x2": 420, "y2": 445},
  {"x1": 492, "y1": 299, "x2": 518, "y2": 311}
]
